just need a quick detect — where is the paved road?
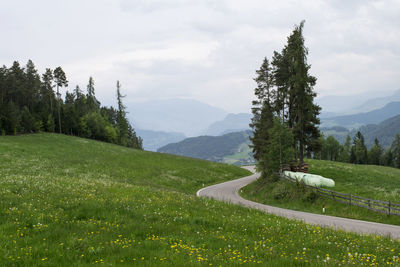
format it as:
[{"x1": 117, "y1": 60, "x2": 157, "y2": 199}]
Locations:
[{"x1": 197, "y1": 166, "x2": 400, "y2": 239}]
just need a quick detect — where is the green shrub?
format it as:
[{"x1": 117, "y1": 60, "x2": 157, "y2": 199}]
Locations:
[
  {"x1": 272, "y1": 182, "x2": 289, "y2": 200},
  {"x1": 302, "y1": 189, "x2": 319, "y2": 203}
]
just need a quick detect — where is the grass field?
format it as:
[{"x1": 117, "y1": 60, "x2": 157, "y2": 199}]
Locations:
[
  {"x1": 223, "y1": 143, "x2": 255, "y2": 166},
  {"x1": 242, "y1": 159, "x2": 400, "y2": 226},
  {"x1": 309, "y1": 159, "x2": 400, "y2": 202},
  {"x1": 1, "y1": 134, "x2": 400, "y2": 266}
]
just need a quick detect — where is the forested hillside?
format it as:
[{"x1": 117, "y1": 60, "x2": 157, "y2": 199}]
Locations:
[
  {"x1": 158, "y1": 131, "x2": 253, "y2": 163},
  {"x1": 358, "y1": 114, "x2": 400, "y2": 148},
  {"x1": 0, "y1": 60, "x2": 142, "y2": 149},
  {"x1": 321, "y1": 114, "x2": 400, "y2": 148}
]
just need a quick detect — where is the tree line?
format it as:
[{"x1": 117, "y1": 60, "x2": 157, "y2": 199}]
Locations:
[
  {"x1": 0, "y1": 60, "x2": 143, "y2": 149},
  {"x1": 250, "y1": 21, "x2": 321, "y2": 179},
  {"x1": 317, "y1": 132, "x2": 400, "y2": 168}
]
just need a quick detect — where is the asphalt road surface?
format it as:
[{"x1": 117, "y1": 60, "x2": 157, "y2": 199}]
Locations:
[{"x1": 197, "y1": 166, "x2": 400, "y2": 239}]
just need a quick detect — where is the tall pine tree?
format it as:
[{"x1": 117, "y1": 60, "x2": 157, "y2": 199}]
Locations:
[
  {"x1": 250, "y1": 58, "x2": 275, "y2": 174},
  {"x1": 116, "y1": 80, "x2": 129, "y2": 146},
  {"x1": 251, "y1": 21, "x2": 321, "y2": 177},
  {"x1": 391, "y1": 134, "x2": 400, "y2": 168},
  {"x1": 86, "y1": 77, "x2": 99, "y2": 111},
  {"x1": 53, "y1": 67, "x2": 68, "y2": 133},
  {"x1": 284, "y1": 21, "x2": 321, "y2": 164}
]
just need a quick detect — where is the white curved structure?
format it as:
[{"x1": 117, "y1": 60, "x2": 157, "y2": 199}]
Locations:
[{"x1": 283, "y1": 171, "x2": 335, "y2": 187}]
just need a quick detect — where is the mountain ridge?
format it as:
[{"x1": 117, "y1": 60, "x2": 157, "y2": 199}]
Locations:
[
  {"x1": 203, "y1": 113, "x2": 252, "y2": 136},
  {"x1": 136, "y1": 129, "x2": 186, "y2": 151},
  {"x1": 321, "y1": 113, "x2": 400, "y2": 148},
  {"x1": 321, "y1": 101, "x2": 400, "y2": 128},
  {"x1": 127, "y1": 98, "x2": 227, "y2": 137},
  {"x1": 157, "y1": 130, "x2": 254, "y2": 165}
]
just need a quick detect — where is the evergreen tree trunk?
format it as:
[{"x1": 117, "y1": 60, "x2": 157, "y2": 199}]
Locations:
[{"x1": 57, "y1": 84, "x2": 61, "y2": 133}]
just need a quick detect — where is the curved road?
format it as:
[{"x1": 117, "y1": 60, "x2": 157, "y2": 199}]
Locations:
[{"x1": 197, "y1": 166, "x2": 400, "y2": 239}]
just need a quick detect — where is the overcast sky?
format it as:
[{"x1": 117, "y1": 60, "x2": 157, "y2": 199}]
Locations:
[{"x1": 1, "y1": 0, "x2": 399, "y2": 113}]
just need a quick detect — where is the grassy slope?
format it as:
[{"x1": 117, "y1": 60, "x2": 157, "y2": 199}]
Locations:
[
  {"x1": 308, "y1": 159, "x2": 400, "y2": 202},
  {"x1": 242, "y1": 159, "x2": 400, "y2": 226},
  {"x1": 1, "y1": 134, "x2": 400, "y2": 266},
  {"x1": 223, "y1": 143, "x2": 255, "y2": 166},
  {"x1": 0, "y1": 134, "x2": 248, "y2": 194}
]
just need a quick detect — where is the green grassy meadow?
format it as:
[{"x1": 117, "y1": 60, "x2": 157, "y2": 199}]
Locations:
[
  {"x1": 242, "y1": 159, "x2": 400, "y2": 226},
  {"x1": 1, "y1": 134, "x2": 400, "y2": 266},
  {"x1": 223, "y1": 143, "x2": 254, "y2": 166},
  {"x1": 309, "y1": 159, "x2": 400, "y2": 202}
]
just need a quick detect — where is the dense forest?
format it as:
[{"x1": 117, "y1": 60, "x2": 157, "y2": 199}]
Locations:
[
  {"x1": 0, "y1": 60, "x2": 142, "y2": 149},
  {"x1": 318, "y1": 132, "x2": 400, "y2": 168}
]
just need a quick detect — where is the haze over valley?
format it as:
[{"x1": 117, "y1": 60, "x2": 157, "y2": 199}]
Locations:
[{"x1": 133, "y1": 88, "x2": 400, "y2": 151}]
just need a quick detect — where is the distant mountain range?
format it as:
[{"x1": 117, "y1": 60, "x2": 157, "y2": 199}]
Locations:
[
  {"x1": 127, "y1": 98, "x2": 227, "y2": 137},
  {"x1": 126, "y1": 92, "x2": 400, "y2": 156},
  {"x1": 358, "y1": 114, "x2": 400, "y2": 148},
  {"x1": 321, "y1": 101, "x2": 400, "y2": 129},
  {"x1": 155, "y1": 113, "x2": 400, "y2": 165},
  {"x1": 136, "y1": 129, "x2": 186, "y2": 152},
  {"x1": 353, "y1": 89, "x2": 400, "y2": 113},
  {"x1": 317, "y1": 88, "x2": 400, "y2": 116},
  {"x1": 154, "y1": 105, "x2": 400, "y2": 165},
  {"x1": 203, "y1": 113, "x2": 252, "y2": 136},
  {"x1": 321, "y1": 114, "x2": 400, "y2": 148},
  {"x1": 157, "y1": 131, "x2": 254, "y2": 165},
  {"x1": 156, "y1": 114, "x2": 400, "y2": 165}
]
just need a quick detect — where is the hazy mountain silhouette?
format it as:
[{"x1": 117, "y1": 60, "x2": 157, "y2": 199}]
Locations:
[
  {"x1": 321, "y1": 101, "x2": 400, "y2": 128},
  {"x1": 203, "y1": 113, "x2": 251, "y2": 136},
  {"x1": 127, "y1": 98, "x2": 227, "y2": 137},
  {"x1": 318, "y1": 89, "x2": 400, "y2": 117},
  {"x1": 136, "y1": 129, "x2": 186, "y2": 152},
  {"x1": 357, "y1": 114, "x2": 400, "y2": 148},
  {"x1": 353, "y1": 89, "x2": 400, "y2": 113}
]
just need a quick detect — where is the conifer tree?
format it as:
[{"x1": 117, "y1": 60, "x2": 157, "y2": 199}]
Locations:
[
  {"x1": 368, "y1": 138, "x2": 383, "y2": 165},
  {"x1": 53, "y1": 67, "x2": 68, "y2": 133},
  {"x1": 254, "y1": 103, "x2": 274, "y2": 174},
  {"x1": 86, "y1": 77, "x2": 99, "y2": 111},
  {"x1": 8, "y1": 61, "x2": 26, "y2": 106},
  {"x1": 41, "y1": 68, "x2": 55, "y2": 117},
  {"x1": 116, "y1": 81, "x2": 129, "y2": 146},
  {"x1": 284, "y1": 21, "x2": 320, "y2": 164},
  {"x1": 338, "y1": 135, "x2": 351, "y2": 163},
  {"x1": 5, "y1": 101, "x2": 20, "y2": 135},
  {"x1": 391, "y1": 134, "x2": 400, "y2": 168},
  {"x1": 382, "y1": 148, "x2": 394, "y2": 167},
  {"x1": 271, "y1": 50, "x2": 290, "y2": 120},
  {"x1": 0, "y1": 60, "x2": 143, "y2": 149},
  {"x1": 25, "y1": 60, "x2": 41, "y2": 112},
  {"x1": 264, "y1": 117, "x2": 294, "y2": 179},
  {"x1": 250, "y1": 58, "x2": 275, "y2": 173},
  {"x1": 87, "y1": 76, "x2": 95, "y2": 97},
  {"x1": 250, "y1": 21, "x2": 321, "y2": 177},
  {"x1": 0, "y1": 66, "x2": 6, "y2": 106},
  {"x1": 351, "y1": 131, "x2": 368, "y2": 164}
]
